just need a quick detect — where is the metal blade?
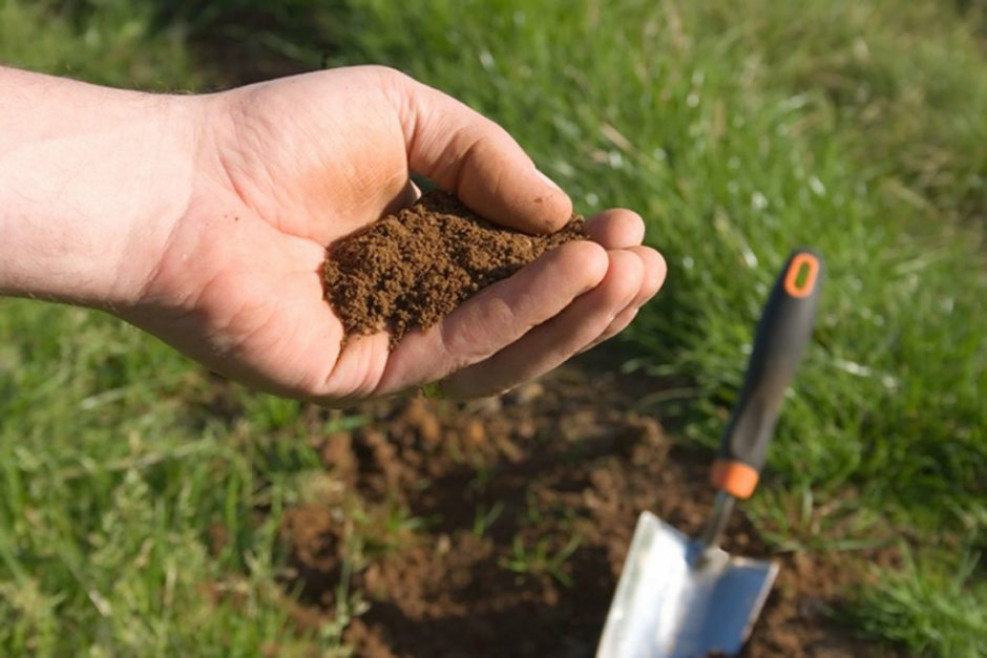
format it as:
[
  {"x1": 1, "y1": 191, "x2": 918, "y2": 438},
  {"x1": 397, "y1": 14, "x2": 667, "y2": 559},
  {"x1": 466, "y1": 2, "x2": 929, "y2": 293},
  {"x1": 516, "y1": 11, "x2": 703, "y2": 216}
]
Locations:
[{"x1": 596, "y1": 511, "x2": 778, "y2": 658}]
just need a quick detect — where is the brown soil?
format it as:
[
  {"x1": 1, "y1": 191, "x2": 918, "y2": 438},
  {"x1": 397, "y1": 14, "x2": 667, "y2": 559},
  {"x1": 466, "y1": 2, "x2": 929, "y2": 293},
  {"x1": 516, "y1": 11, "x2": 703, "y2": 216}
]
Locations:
[
  {"x1": 275, "y1": 357, "x2": 903, "y2": 658},
  {"x1": 324, "y1": 190, "x2": 586, "y2": 344}
]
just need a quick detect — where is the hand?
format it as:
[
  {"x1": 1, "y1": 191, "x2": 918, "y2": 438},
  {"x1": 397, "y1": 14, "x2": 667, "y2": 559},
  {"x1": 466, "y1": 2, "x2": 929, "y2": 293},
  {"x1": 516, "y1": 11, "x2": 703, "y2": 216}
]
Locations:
[
  {"x1": 123, "y1": 66, "x2": 665, "y2": 402},
  {"x1": 0, "y1": 65, "x2": 665, "y2": 403}
]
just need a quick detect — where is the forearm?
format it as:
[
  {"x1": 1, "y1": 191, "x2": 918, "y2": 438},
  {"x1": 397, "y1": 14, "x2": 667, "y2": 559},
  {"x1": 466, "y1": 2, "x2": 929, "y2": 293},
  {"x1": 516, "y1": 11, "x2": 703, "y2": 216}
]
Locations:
[{"x1": 0, "y1": 66, "x2": 199, "y2": 309}]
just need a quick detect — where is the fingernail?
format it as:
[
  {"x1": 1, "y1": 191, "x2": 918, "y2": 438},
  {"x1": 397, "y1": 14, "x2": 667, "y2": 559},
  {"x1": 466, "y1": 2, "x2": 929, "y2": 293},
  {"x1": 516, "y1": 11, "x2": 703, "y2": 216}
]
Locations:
[{"x1": 535, "y1": 168, "x2": 563, "y2": 192}]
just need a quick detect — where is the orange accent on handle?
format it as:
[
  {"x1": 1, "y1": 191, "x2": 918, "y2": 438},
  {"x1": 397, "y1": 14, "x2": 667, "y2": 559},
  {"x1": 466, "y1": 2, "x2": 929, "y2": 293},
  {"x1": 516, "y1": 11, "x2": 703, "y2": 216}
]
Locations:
[
  {"x1": 783, "y1": 253, "x2": 820, "y2": 299},
  {"x1": 710, "y1": 460, "x2": 761, "y2": 499}
]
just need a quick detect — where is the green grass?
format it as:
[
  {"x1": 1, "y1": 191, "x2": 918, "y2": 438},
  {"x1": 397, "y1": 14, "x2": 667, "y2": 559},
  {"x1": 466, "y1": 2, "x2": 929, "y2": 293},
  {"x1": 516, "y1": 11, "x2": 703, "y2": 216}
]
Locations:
[
  {"x1": 0, "y1": 0, "x2": 202, "y2": 89},
  {"x1": 0, "y1": 303, "x2": 362, "y2": 656},
  {"x1": 1, "y1": 0, "x2": 986, "y2": 655},
  {"x1": 852, "y1": 549, "x2": 987, "y2": 657}
]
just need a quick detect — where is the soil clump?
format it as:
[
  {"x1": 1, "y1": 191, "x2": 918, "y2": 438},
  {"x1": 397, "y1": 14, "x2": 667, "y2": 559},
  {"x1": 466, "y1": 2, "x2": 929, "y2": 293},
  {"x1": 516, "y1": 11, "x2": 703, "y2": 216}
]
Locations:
[{"x1": 324, "y1": 190, "x2": 586, "y2": 345}]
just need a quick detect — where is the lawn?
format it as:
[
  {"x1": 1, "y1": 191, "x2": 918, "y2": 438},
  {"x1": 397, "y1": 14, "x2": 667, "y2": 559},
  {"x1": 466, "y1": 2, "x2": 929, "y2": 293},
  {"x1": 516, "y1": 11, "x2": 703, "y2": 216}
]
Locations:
[{"x1": 1, "y1": 0, "x2": 985, "y2": 656}]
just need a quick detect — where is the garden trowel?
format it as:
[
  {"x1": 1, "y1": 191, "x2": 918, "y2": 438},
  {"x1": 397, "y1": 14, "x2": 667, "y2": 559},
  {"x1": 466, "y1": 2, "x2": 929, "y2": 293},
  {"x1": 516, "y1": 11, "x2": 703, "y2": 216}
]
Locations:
[{"x1": 596, "y1": 248, "x2": 824, "y2": 658}]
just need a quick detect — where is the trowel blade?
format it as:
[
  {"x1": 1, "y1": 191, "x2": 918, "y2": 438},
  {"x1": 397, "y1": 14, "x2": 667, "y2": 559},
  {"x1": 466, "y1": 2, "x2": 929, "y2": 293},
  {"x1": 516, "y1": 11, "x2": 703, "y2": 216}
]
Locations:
[{"x1": 596, "y1": 511, "x2": 778, "y2": 658}]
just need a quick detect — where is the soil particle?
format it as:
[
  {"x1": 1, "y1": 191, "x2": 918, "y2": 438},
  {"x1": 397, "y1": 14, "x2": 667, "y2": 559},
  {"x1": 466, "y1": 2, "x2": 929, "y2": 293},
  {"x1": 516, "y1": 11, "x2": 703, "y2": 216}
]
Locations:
[
  {"x1": 275, "y1": 357, "x2": 903, "y2": 658},
  {"x1": 323, "y1": 190, "x2": 586, "y2": 345}
]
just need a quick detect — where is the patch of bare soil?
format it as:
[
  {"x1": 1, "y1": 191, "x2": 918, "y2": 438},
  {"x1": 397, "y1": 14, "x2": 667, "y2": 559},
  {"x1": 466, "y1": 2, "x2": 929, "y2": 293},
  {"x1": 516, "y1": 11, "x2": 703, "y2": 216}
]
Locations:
[{"x1": 274, "y1": 359, "x2": 901, "y2": 657}]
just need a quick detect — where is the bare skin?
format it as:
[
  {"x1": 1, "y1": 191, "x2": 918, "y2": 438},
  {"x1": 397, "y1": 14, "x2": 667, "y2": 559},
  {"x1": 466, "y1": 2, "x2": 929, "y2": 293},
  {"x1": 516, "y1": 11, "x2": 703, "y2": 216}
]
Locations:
[{"x1": 0, "y1": 65, "x2": 665, "y2": 403}]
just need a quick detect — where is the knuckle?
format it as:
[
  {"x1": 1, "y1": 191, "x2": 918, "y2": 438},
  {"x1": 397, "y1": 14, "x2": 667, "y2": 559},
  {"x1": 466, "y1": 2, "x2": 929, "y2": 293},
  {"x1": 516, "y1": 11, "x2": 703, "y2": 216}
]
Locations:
[{"x1": 364, "y1": 64, "x2": 410, "y2": 85}]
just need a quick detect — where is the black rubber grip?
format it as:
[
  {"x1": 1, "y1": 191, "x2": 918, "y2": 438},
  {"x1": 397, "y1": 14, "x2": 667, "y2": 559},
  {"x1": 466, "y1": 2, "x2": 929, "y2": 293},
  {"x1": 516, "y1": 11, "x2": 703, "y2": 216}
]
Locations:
[{"x1": 716, "y1": 248, "x2": 824, "y2": 478}]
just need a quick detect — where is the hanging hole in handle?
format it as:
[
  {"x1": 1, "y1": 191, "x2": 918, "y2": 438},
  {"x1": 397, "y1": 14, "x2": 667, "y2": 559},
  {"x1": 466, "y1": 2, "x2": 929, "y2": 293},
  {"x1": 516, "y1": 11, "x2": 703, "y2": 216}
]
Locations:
[{"x1": 783, "y1": 253, "x2": 819, "y2": 298}]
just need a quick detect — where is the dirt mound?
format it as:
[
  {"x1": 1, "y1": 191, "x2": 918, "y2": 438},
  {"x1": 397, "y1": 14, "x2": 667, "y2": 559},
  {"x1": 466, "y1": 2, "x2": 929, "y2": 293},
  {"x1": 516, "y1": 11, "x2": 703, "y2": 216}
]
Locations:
[
  {"x1": 323, "y1": 190, "x2": 586, "y2": 344},
  {"x1": 274, "y1": 360, "x2": 901, "y2": 657}
]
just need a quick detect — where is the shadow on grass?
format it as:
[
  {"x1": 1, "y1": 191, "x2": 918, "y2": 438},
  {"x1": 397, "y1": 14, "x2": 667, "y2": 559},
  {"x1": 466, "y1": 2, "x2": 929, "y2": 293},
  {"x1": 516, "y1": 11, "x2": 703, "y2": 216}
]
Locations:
[{"x1": 60, "y1": 0, "x2": 351, "y2": 86}]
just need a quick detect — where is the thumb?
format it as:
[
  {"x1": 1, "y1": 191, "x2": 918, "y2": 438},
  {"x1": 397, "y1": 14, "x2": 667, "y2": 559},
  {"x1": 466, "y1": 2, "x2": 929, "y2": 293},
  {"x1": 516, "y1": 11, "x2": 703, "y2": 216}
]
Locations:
[{"x1": 389, "y1": 71, "x2": 573, "y2": 233}]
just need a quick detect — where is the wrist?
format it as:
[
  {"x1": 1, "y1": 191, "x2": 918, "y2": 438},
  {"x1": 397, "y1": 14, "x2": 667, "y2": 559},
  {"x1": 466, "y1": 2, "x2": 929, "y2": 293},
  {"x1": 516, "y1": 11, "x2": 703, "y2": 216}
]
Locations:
[{"x1": 0, "y1": 68, "x2": 202, "y2": 311}]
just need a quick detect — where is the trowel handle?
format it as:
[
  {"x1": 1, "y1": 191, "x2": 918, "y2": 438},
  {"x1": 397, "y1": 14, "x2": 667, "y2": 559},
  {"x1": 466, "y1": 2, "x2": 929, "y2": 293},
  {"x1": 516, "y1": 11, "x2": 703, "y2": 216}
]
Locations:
[{"x1": 711, "y1": 249, "x2": 824, "y2": 499}]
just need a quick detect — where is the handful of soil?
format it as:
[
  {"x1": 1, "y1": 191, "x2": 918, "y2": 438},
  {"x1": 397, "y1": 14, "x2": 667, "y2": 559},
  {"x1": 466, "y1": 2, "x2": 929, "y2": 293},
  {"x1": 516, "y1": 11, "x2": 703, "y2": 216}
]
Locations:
[{"x1": 324, "y1": 190, "x2": 587, "y2": 346}]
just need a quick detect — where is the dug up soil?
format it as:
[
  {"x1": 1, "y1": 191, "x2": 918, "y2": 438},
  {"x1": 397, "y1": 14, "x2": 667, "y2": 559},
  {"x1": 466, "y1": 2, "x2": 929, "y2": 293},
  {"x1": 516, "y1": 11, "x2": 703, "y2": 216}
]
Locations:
[{"x1": 273, "y1": 358, "x2": 903, "y2": 658}]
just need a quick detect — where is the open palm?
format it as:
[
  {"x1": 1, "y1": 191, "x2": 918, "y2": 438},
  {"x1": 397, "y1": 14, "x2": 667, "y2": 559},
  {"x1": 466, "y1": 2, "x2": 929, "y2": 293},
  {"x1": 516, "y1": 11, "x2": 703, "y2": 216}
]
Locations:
[{"x1": 128, "y1": 67, "x2": 664, "y2": 403}]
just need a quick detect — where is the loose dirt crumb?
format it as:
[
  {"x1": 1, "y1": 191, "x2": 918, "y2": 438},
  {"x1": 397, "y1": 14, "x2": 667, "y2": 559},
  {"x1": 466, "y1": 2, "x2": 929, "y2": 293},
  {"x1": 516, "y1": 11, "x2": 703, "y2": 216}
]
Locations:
[{"x1": 323, "y1": 190, "x2": 587, "y2": 346}]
